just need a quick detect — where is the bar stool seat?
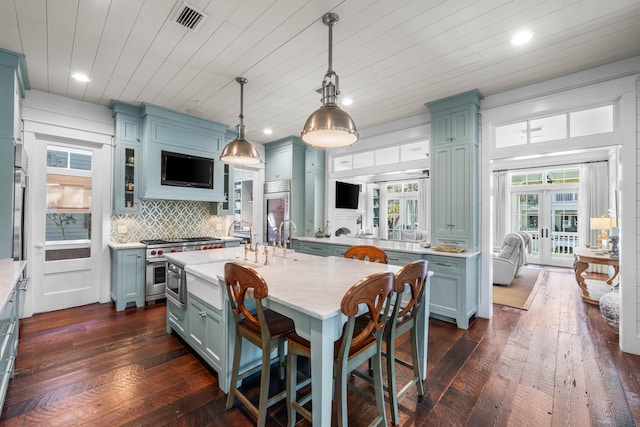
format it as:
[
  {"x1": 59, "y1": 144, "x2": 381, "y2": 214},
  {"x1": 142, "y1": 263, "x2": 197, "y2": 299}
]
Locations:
[
  {"x1": 286, "y1": 270, "x2": 394, "y2": 427},
  {"x1": 224, "y1": 262, "x2": 296, "y2": 427}
]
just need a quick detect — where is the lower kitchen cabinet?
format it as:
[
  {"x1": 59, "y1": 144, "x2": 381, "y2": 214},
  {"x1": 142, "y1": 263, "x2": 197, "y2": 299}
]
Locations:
[
  {"x1": 291, "y1": 238, "x2": 479, "y2": 329},
  {"x1": 424, "y1": 253, "x2": 478, "y2": 329},
  {"x1": 109, "y1": 245, "x2": 145, "y2": 311},
  {"x1": 187, "y1": 293, "x2": 224, "y2": 373},
  {"x1": 166, "y1": 299, "x2": 186, "y2": 336},
  {"x1": 0, "y1": 271, "x2": 21, "y2": 411}
]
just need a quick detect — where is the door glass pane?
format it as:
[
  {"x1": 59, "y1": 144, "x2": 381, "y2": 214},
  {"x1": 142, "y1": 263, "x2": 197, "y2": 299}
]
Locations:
[
  {"x1": 515, "y1": 193, "x2": 539, "y2": 255},
  {"x1": 387, "y1": 199, "x2": 400, "y2": 240},
  {"x1": 404, "y1": 199, "x2": 418, "y2": 230},
  {"x1": 550, "y1": 192, "x2": 578, "y2": 257},
  {"x1": 45, "y1": 146, "x2": 92, "y2": 261}
]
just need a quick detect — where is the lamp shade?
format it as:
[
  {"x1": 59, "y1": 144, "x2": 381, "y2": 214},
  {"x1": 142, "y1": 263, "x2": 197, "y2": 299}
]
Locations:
[
  {"x1": 220, "y1": 134, "x2": 262, "y2": 165},
  {"x1": 590, "y1": 217, "x2": 615, "y2": 230},
  {"x1": 301, "y1": 104, "x2": 358, "y2": 147}
]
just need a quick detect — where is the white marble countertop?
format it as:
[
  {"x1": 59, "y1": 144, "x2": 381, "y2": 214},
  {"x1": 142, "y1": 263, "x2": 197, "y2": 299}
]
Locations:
[
  {"x1": 186, "y1": 253, "x2": 402, "y2": 320},
  {"x1": 294, "y1": 236, "x2": 479, "y2": 258},
  {"x1": 0, "y1": 259, "x2": 26, "y2": 307},
  {"x1": 165, "y1": 246, "x2": 248, "y2": 267},
  {"x1": 108, "y1": 242, "x2": 146, "y2": 249}
]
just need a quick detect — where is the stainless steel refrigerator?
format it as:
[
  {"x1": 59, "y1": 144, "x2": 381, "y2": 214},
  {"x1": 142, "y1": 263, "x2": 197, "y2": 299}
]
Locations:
[{"x1": 264, "y1": 180, "x2": 290, "y2": 244}]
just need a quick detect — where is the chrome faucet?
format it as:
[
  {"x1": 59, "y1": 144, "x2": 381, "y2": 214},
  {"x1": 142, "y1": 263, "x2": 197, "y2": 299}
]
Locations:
[
  {"x1": 279, "y1": 220, "x2": 297, "y2": 251},
  {"x1": 229, "y1": 220, "x2": 255, "y2": 250}
]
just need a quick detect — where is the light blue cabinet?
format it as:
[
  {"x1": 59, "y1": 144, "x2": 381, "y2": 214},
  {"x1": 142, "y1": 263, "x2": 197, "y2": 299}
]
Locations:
[
  {"x1": 304, "y1": 148, "x2": 325, "y2": 236},
  {"x1": 187, "y1": 293, "x2": 224, "y2": 373},
  {"x1": 210, "y1": 163, "x2": 234, "y2": 215},
  {"x1": 109, "y1": 246, "x2": 145, "y2": 311},
  {"x1": 110, "y1": 102, "x2": 142, "y2": 214},
  {"x1": 427, "y1": 90, "x2": 482, "y2": 251},
  {"x1": 424, "y1": 253, "x2": 478, "y2": 329},
  {"x1": 0, "y1": 269, "x2": 21, "y2": 410},
  {"x1": 291, "y1": 238, "x2": 478, "y2": 329}
]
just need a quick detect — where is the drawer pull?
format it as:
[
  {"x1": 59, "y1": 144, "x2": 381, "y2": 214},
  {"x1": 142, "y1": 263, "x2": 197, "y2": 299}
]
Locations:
[
  {"x1": 435, "y1": 262, "x2": 453, "y2": 267},
  {"x1": 18, "y1": 277, "x2": 29, "y2": 291},
  {"x1": 4, "y1": 322, "x2": 15, "y2": 337}
]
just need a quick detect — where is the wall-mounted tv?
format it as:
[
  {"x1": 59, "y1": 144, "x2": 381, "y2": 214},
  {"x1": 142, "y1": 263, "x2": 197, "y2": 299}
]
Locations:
[
  {"x1": 335, "y1": 181, "x2": 360, "y2": 209},
  {"x1": 161, "y1": 150, "x2": 214, "y2": 189}
]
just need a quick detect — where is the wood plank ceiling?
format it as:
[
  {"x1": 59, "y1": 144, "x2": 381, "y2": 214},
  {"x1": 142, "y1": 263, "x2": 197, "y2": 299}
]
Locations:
[{"x1": 1, "y1": 0, "x2": 639, "y2": 144}]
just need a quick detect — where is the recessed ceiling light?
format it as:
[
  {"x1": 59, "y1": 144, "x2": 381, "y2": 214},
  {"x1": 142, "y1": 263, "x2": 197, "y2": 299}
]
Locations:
[
  {"x1": 511, "y1": 30, "x2": 533, "y2": 46},
  {"x1": 263, "y1": 128, "x2": 273, "y2": 135},
  {"x1": 71, "y1": 72, "x2": 90, "y2": 82},
  {"x1": 341, "y1": 98, "x2": 353, "y2": 106}
]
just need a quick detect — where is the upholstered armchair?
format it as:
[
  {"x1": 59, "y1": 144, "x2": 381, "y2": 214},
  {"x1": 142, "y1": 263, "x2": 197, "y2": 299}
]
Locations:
[{"x1": 493, "y1": 233, "x2": 525, "y2": 285}]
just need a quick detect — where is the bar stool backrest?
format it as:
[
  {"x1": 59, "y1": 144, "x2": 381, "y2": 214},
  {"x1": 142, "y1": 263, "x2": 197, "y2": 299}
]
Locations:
[{"x1": 344, "y1": 245, "x2": 388, "y2": 264}]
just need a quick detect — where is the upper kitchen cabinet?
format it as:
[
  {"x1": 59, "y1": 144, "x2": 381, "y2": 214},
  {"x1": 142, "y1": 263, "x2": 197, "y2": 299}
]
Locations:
[
  {"x1": 0, "y1": 49, "x2": 28, "y2": 259},
  {"x1": 110, "y1": 102, "x2": 142, "y2": 214},
  {"x1": 109, "y1": 102, "x2": 230, "y2": 206},
  {"x1": 141, "y1": 104, "x2": 228, "y2": 202},
  {"x1": 265, "y1": 137, "x2": 305, "y2": 182},
  {"x1": 427, "y1": 90, "x2": 482, "y2": 250}
]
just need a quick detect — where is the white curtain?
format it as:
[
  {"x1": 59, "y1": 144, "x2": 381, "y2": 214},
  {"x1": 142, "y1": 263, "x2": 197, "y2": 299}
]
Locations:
[
  {"x1": 579, "y1": 161, "x2": 609, "y2": 272},
  {"x1": 493, "y1": 171, "x2": 508, "y2": 250}
]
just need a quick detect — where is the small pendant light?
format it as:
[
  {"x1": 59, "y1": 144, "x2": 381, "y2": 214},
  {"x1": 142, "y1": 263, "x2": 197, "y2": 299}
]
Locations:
[
  {"x1": 301, "y1": 13, "x2": 358, "y2": 147},
  {"x1": 220, "y1": 77, "x2": 262, "y2": 165}
]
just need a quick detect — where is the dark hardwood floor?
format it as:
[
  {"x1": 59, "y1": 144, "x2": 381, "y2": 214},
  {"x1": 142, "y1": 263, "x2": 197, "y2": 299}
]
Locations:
[{"x1": 2, "y1": 268, "x2": 639, "y2": 426}]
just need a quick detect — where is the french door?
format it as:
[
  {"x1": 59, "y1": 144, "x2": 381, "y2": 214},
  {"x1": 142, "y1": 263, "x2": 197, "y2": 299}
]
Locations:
[{"x1": 512, "y1": 188, "x2": 579, "y2": 267}]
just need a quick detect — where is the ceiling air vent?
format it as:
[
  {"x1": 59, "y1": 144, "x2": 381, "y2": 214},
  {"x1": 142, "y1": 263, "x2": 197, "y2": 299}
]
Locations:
[{"x1": 173, "y1": 2, "x2": 207, "y2": 31}]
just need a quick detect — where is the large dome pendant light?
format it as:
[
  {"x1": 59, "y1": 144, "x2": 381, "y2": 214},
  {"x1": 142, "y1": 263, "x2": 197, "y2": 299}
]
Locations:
[
  {"x1": 301, "y1": 13, "x2": 358, "y2": 147},
  {"x1": 220, "y1": 77, "x2": 263, "y2": 165}
]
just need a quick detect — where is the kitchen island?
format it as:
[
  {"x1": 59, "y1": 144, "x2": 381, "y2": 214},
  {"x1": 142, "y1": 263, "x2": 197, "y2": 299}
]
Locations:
[
  {"x1": 293, "y1": 236, "x2": 480, "y2": 329},
  {"x1": 165, "y1": 248, "x2": 428, "y2": 427}
]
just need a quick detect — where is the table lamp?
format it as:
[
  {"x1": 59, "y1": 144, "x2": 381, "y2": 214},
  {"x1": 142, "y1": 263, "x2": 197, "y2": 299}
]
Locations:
[{"x1": 590, "y1": 217, "x2": 615, "y2": 248}]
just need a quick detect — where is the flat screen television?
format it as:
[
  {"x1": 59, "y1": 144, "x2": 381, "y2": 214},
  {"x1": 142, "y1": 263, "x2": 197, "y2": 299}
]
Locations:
[
  {"x1": 335, "y1": 181, "x2": 360, "y2": 209},
  {"x1": 161, "y1": 150, "x2": 214, "y2": 189}
]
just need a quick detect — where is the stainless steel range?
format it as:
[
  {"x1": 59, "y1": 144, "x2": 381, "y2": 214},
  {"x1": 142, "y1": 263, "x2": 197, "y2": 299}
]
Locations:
[{"x1": 141, "y1": 237, "x2": 225, "y2": 303}]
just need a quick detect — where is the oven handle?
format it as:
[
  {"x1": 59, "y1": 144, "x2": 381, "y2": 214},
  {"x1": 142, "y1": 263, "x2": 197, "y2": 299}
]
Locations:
[{"x1": 146, "y1": 257, "x2": 167, "y2": 265}]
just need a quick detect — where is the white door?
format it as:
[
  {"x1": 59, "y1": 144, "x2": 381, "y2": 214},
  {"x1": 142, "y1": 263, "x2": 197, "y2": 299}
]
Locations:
[
  {"x1": 512, "y1": 189, "x2": 578, "y2": 267},
  {"x1": 29, "y1": 142, "x2": 106, "y2": 313}
]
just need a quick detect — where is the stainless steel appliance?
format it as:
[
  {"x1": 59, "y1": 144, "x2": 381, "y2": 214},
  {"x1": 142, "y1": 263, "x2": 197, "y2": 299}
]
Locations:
[
  {"x1": 264, "y1": 180, "x2": 290, "y2": 243},
  {"x1": 13, "y1": 144, "x2": 28, "y2": 261},
  {"x1": 141, "y1": 237, "x2": 224, "y2": 304}
]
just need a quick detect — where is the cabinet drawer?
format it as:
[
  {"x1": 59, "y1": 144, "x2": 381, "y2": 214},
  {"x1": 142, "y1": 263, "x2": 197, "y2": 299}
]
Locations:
[
  {"x1": 386, "y1": 251, "x2": 420, "y2": 266},
  {"x1": 167, "y1": 300, "x2": 186, "y2": 335},
  {"x1": 300, "y1": 243, "x2": 333, "y2": 257},
  {"x1": 426, "y1": 256, "x2": 463, "y2": 275}
]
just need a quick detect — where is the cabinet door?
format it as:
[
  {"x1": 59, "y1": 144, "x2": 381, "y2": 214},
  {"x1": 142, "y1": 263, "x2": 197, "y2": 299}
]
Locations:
[
  {"x1": 429, "y1": 272, "x2": 460, "y2": 319},
  {"x1": 266, "y1": 145, "x2": 292, "y2": 181},
  {"x1": 187, "y1": 298, "x2": 206, "y2": 350},
  {"x1": 203, "y1": 307, "x2": 224, "y2": 370},
  {"x1": 119, "y1": 249, "x2": 144, "y2": 299},
  {"x1": 213, "y1": 163, "x2": 234, "y2": 215},
  {"x1": 449, "y1": 144, "x2": 472, "y2": 237},
  {"x1": 449, "y1": 108, "x2": 471, "y2": 145},
  {"x1": 119, "y1": 115, "x2": 141, "y2": 144},
  {"x1": 432, "y1": 147, "x2": 452, "y2": 236},
  {"x1": 114, "y1": 142, "x2": 141, "y2": 214},
  {"x1": 432, "y1": 114, "x2": 451, "y2": 146}
]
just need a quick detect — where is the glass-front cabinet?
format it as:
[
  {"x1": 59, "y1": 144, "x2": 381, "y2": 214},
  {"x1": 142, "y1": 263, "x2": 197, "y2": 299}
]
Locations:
[{"x1": 110, "y1": 102, "x2": 142, "y2": 214}]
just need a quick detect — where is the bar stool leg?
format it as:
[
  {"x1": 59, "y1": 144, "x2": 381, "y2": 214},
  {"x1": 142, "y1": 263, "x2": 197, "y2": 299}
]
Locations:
[
  {"x1": 410, "y1": 327, "x2": 424, "y2": 396},
  {"x1": 226, "y1": 327, "x2": 243, "y2": 409},
  {"x1": 257, "y1": 341, "x2": 272, "y2": 427},
  {"x1": 373, "y1": 351, "x2": 388, "y2": 427},
  {"x1": 387, "y1": 334, "x2": 400, "y2": 425},
  {"x1": 286, "y1": 350, "x2": 297, "y2": 427}
]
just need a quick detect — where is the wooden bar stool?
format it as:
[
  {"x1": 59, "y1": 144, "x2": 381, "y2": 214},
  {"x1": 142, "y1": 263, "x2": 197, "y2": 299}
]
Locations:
[
  {"x1": 385, "y1": 259, "x2": 429, "y2": 425},
  {"x1": 344, "y1": 245, "x2": 388, "y2": 264},
  {"x1": 286, "y1": 270, "x2": 394, "y2": 427},
  {"x1": 224, "y1": 262, "x2": 295, "y2": 427}
]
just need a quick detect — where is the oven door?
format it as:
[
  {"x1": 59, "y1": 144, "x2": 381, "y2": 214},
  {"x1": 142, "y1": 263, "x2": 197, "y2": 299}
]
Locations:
[
  {"x1": 165, "y1": 262, "x2": 185, "y2": 309},
  {"x1": 146, "y1": 259, "x2": 167, "y2": 302}
]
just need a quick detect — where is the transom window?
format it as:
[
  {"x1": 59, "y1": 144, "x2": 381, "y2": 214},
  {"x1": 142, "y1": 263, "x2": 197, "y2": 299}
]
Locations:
[{"x1": 496, "y1": 104, "x2": 613, "y2": 148}]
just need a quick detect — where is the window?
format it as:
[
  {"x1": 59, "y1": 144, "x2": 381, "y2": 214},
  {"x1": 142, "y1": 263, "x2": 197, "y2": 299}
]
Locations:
[
  {"x1": 495, "y1": 104, "x2": 614, "y2": 147},
  {"x1": 386, "y1": 181, "x2": 419, "y2": 240},
  {"x1": 332, "y1": 140, "x2": 429, "y2": 172},
  {"x1": 45, "y1": 146, "x2": 93, "y2": 259}
]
